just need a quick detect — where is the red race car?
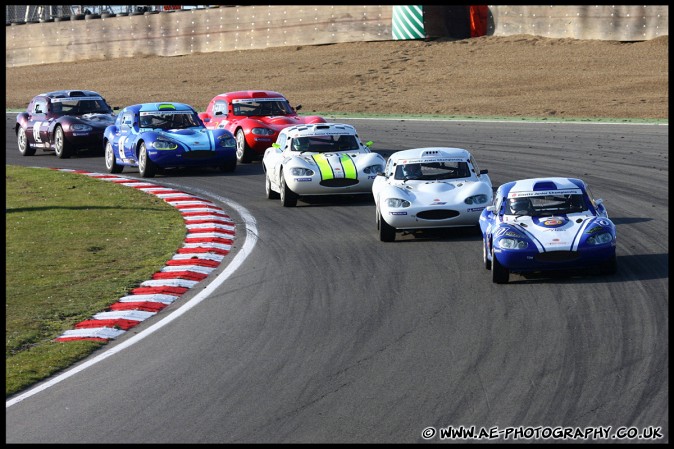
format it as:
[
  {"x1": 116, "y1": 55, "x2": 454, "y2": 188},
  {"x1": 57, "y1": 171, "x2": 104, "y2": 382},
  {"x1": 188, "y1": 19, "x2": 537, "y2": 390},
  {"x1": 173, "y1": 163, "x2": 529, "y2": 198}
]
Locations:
[
  {"x1": 16, "y1": 90, "x2": 118, "y2": 159},
  {"x1": 198, "y1": 90, "x2": 326, "y2": 163}
]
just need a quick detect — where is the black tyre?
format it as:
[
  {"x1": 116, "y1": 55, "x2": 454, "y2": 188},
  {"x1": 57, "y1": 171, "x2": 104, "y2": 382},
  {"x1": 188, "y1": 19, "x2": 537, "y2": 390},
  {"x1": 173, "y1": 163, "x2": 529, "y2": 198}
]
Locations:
[
  {"x1": 280, "y1": 172, "x2": 297, "y2": 207},
  {"x1": 491, "y1": 246, "x2": 509, "y2": 284},
  {"x1": 265, "y1": 172, "x2": 280, "y2": 199},
  {"x1": 105, "y1": 141, "x2": 123, "y2": 173},
  {"x1": 235, "y1": 129, "x2": 253, "y2": 163},
  {"x1": 483, "y1": 238, "x2": 492, "y2": 270},
  {"x1": 138, "y1": 143, "x2": 156, "y2": 178},
  {"x1": 17, "y1": 127, "x2": 35, "y2": 156},
  {"x1": 377, "y1": 208, "x2": 396, "y2": 242},
  {"x1": 54, "y1": 126, "x2": 73, "y2": 159}
]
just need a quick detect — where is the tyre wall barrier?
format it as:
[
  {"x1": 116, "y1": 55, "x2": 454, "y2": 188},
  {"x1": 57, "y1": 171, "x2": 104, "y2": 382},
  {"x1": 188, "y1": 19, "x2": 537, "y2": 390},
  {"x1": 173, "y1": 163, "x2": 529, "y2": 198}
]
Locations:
[{"x1": 5, "y1": 5, "x2": 669, "y2": 68}]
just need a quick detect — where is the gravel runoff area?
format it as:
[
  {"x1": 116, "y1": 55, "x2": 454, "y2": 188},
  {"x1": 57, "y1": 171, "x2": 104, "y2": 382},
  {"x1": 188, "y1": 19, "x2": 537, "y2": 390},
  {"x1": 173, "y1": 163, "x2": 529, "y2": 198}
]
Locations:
[{"x1": 5, "y1": 34, "x2": 668, "y2": 120}]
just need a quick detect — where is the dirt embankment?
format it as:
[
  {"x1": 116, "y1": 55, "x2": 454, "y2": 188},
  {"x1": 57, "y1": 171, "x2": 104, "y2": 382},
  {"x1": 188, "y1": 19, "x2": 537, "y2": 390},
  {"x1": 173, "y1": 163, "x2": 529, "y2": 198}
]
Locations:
[{"x1": 5, "y1": 34, "x2": 668, "y2": 120}]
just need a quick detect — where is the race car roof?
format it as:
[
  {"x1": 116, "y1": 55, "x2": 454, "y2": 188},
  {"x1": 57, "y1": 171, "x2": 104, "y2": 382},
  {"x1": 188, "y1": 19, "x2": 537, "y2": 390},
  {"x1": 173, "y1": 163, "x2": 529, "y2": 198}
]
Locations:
[
  {"x1": 214, "y1": 90, "x2": 285, "y2": 100},
  {"x1": 126, "y1": 103, "x2": 196, "y2": 113},
  {"x1": 40, "y1": 90, "x2": 104, "y2": 99},
  {"x1": 502, "y1": 177, "x2": 585, "y2": 197},
  {"x1": 389, "y1": 147, "x2": 472, "y2": 162},
  {"x1": 282, "y1": 123, "x2": 358, "y2": 138}
]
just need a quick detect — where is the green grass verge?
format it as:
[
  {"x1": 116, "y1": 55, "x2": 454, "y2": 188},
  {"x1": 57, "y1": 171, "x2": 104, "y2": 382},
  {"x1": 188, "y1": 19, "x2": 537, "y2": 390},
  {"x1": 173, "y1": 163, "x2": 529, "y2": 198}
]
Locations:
[{"x1": 5, "y1": 165, "x2": 186, "y2": 397}]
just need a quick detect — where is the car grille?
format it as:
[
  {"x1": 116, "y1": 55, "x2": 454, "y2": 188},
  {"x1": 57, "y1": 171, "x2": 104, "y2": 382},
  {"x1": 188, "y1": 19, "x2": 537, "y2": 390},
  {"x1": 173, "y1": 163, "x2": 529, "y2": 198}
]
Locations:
[
  {"x1": 535, "y1": 251, "x2": 581, "y2": 263},
  {"x1": 183, "y1": 150, "x2": 215, "y2": 159},
  {"x1": 320, "y1": 179, "x2": 359, "y2": 187},
  {"x1": 416, "y1": 209, "x2": 460, "y2": 220}
]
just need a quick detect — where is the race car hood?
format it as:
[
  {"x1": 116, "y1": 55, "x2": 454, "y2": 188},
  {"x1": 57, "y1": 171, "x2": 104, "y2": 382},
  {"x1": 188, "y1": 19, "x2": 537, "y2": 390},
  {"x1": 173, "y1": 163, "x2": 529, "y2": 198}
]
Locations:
[
  {"x1": 403, "y1": 180, "x2": 488, "y2": 203},
  {"x1": 155, "y1": 128, "x2": 215, "y2": 150},
  {"x1": 79, "y1": 113, "x2": 116, "y2": 128},
  {"x1": 253, "y1": 115, "x2": 321, "y2": 129},
  {"x1": 295, "y1": 152, "x2": 371, "y2": 179},
  {"x1": 502, "y1": 213, "x2": 609, "y2": 251}
]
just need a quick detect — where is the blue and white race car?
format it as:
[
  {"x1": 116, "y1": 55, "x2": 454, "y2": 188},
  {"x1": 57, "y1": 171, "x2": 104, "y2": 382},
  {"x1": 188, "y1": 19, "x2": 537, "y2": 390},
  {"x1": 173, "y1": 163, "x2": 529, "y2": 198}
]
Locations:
[
  {"x1": 372, "y1": 147, "x2": 493, "y2": 241},
  {"x1": 262, "y1": 123, "x2": 385, "y2": 206},
  {"x1": 479, "y1": 177, "x2": 617, "y2": 283},
  {"x1": 103, "y1": 102, "x2": 237, "y2": 178}
]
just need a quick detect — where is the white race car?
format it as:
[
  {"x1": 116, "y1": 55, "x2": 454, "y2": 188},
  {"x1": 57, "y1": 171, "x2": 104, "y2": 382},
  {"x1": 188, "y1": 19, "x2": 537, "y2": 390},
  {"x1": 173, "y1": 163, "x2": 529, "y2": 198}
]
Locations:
[
  {"x1": 372, "y1": 147, "x2": 493, "y2": 241},
  {"x1": 262, "y1": 123, "x2": 386, "y2": 207}
]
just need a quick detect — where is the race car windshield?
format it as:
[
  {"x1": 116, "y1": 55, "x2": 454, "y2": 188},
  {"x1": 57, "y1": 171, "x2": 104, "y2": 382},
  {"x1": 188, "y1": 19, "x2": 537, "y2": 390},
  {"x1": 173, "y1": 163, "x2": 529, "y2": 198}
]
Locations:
[
  {"x1": 233, "y1": 100, "x2": 293, "y2": 116},
  {"x1": 292, "y1": 135, "x2": 359, "y2": 153},
  {"x1": 394, "y1": 161, "x2": 470, "y2": 180},
  {"x1": 139, "y1": 112, "x2": 201, "y2": 130},
  {"x1": 508, "y1": 194, "x2": 588, "y2": 216},
  {"x1": 55, "y1": 98, "x2": 112, "y2": 115}
]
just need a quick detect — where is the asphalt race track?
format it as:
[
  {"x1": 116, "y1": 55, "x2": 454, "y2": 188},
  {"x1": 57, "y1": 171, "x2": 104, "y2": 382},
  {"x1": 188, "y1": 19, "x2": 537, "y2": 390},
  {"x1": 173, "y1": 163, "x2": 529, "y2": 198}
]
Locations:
[{"x1": 5, "y1": 114, "x2": 669, "y2": 443}]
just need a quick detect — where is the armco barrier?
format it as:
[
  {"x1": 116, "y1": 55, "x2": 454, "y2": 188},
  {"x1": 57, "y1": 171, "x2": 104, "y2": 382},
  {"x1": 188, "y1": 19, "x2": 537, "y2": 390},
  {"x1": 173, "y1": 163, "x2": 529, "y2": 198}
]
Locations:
[{"x1": 5, "y1": 5, "x2": 669, "y2": 68}]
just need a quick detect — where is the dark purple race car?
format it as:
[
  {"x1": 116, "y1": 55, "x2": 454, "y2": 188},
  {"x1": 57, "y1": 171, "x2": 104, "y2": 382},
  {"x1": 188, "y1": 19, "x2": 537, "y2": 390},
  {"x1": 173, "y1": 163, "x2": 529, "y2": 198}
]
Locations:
[{"x1": 15, "y1": 90, "x2": 118, "y2": 158}]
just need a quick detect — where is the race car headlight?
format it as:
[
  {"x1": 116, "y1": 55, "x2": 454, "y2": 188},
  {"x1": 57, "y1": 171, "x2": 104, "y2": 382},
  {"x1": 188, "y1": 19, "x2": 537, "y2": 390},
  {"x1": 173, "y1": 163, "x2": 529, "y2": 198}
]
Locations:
[
  {"x1": 152, "y1": 140, "x2": 178, "y2": 150},
  {"x1": 587, "y1": 232, "x2": 613, "y2": 245},
  {"x1": 70, "y1": 124, "x2": 92, "y2": 132},
  {"x1": 363, "y1": 164, "x2": 384, "y2": 174},
  {"x1": 289, "y1": 167, "x2": 315, "y2": 176},
  {"x1": 251, "y1": 127, "x2": 275, "y2": 136},
  {"x1": 464, "y1": 194, "x2": 489, "y2": 205},
  {"x1": 498, "y1": 238, "x2": 528, "y2": 249},
  {"x1": 218, "y1": 135, "x2": 236, "y2": 147},
  {"x1": 386, "y1": 198, "x2": 411, "y2": 208}
]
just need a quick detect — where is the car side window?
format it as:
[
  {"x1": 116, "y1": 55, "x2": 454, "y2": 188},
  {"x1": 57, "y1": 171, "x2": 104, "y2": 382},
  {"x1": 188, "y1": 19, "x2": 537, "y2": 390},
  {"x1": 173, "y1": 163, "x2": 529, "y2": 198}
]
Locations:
[
  {"x1": 213, "y1": 100, "x2": 227, "y2": 116},
  {"x1": 122, "y1": 112, "x2": 134, "y2": 127},
  {"x1": 277, "y1": 134, "x2": 287, "y2": 150},
  {"x1": 33, "y1": 100, "x2": 47, "y2": 115},
  {"x1": 493, "y1": 192, "x2": 503, "y2": 213},
  {"x1": 385, "y1": 158, "x2": 395, "y2": 177},
  {"x1": 469, "y1": 156, "x2": 480, "y2": 175}
]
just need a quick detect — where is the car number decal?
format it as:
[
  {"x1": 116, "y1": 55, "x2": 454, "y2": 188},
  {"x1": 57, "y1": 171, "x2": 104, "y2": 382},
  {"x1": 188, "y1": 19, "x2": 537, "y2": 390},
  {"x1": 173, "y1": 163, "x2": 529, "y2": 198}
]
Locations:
[
  {"x1": 32, "y1": 121, "x2": 43, "y2": 143},
  {"x1": 118, "y1": 136, "x2": 127, "y2": 159}
]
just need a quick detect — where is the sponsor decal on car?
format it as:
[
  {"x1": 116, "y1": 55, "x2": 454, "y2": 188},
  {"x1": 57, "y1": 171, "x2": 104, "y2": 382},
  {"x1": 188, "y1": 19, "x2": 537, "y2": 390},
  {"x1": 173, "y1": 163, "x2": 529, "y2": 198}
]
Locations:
[{"x1": 509, "y1": 189, "x2": 582, "y2": 198}]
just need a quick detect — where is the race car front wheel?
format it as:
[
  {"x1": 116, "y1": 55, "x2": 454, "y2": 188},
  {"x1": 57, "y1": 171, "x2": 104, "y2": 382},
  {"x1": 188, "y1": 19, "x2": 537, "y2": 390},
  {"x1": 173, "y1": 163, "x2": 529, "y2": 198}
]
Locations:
[
  {"x1": 491, "y1": 246, "x2": 509, "y2": 284},
  {"x1": 105, "y1": 141, "x2": 123, "y2": 174},
  {"x1": 377, "y1": 208, "x2": 396, "y2": 242},
  {"x1": 483, "y1": 238, "x2": 492, "y2": 270},
  {"x1": 280, "y1": 172, "x2": 297, "y2": 207},
  {"x1": 138, "y1": 143, "x2": 157, "y2": 178},
  {"x1": 17, "y1": 127, "x2": 36, "y2": 156},
  {"x1": 236, "y1": 129, "x2": 254, "y2": 164},
  {"x1": 54, "y1": 126, "x2": 73, "y2": 159},
  {"x1": 265, "y1": 172, "x2": 280, "y2": 199}
]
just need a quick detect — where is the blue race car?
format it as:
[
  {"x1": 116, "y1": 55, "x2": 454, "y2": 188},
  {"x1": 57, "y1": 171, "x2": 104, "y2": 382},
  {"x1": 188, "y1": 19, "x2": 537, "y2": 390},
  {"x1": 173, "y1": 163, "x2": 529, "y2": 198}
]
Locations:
[
  {"x1": 479, "y1": 177, "x2": 617, "y2": 283},
  {"x1": 103, "y1": 102, "x2": 237, "y2": 177}
]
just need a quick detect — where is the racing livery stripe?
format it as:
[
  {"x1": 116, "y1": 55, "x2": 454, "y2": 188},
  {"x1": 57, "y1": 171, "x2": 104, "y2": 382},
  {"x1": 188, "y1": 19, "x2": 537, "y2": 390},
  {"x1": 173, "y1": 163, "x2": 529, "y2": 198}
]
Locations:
[
  {"x1": 312, "y1": 154, "x2": 334, "y2": 180},
  {"x1": 48, "y1": 169, "x2": 236, "y2": 343},
  {"x1": 340, "y1": 154, "x2": 357, "y2": 179},
  {"x1": 571, "y1": 217, "x2": 594, "y2": 251},
  {"x1": 516, "y1": 225, "x2": 546, "y2": 252}
]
